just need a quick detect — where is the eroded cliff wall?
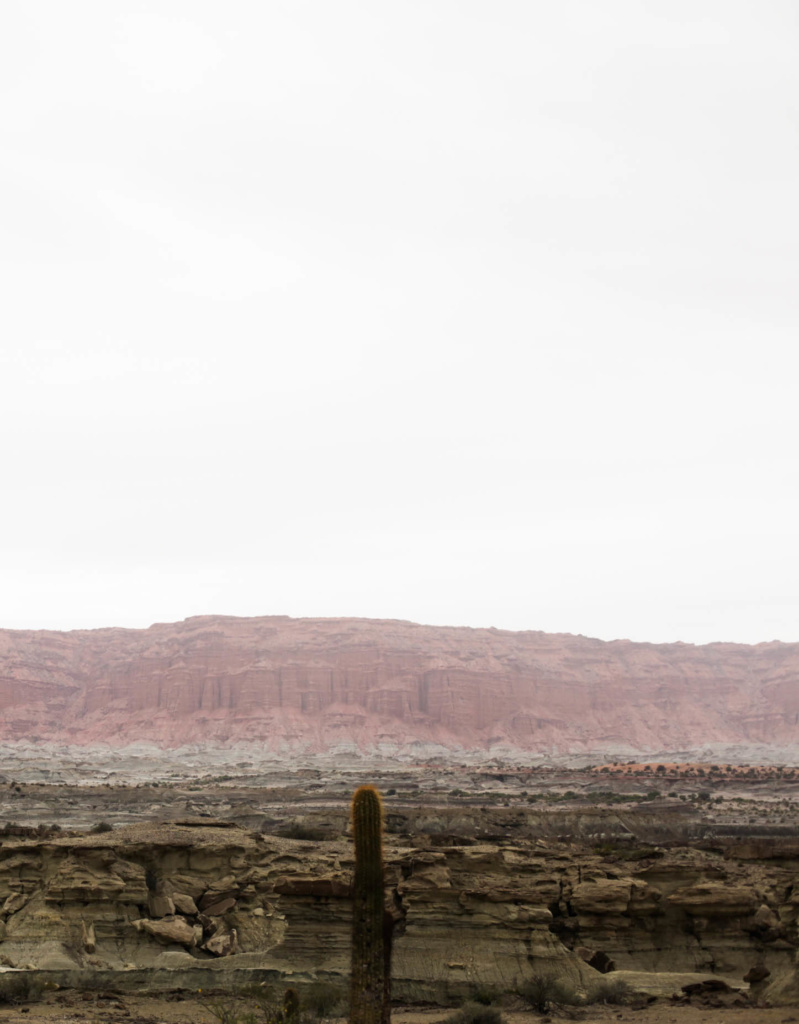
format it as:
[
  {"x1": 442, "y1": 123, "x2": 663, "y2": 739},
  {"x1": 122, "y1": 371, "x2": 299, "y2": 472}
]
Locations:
[
  {"x1": 1, "y1": 615, "x2": 798, "y2": 755},
  {"x1": 1, "y1": 823, "x2": 798, "y2": 1003}
]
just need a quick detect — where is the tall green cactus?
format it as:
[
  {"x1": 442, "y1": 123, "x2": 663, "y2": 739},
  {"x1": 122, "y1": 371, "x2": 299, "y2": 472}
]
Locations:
[{"x1": 350, "y1": 785, "x2": 390, "y2": 1024}]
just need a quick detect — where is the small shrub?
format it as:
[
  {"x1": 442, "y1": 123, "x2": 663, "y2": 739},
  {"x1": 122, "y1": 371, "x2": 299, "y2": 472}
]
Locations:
[
  {"x1": 90, "y1": 821, "x2": 113, "y2": 834},
  {"x1": 445, "y1": 1001, "x2": 504, "y2": 1024},
  {"x1": 517, "y1": 974, "x2": 568, "y2": 1012},
  {"x1": 471, "y1": 984, "x2": 500, "y2": 1006},
  {"x1": 587, "y1": 976, "x2": 635, "y2": 1005},
  {"x1": 199, "y1": 993, "x2": 247, "y2": 1024},
  {"x1": 200, "y1": 985, "x2": 295, "y2": 1024}
]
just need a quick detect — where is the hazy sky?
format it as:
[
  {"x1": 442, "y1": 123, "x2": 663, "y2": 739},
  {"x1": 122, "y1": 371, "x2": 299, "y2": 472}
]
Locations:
[{"x1": 2, "y1": 1, "x2": 798, "y2": 644}]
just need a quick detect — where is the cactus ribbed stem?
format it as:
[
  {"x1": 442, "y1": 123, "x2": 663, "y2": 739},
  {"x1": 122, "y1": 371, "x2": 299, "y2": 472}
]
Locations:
[{"x1": 350, "y1": 785, "x2": 388, "y2": 1024}]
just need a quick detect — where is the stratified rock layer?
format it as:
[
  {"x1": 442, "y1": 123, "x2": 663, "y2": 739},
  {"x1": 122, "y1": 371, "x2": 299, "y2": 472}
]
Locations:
[
  {"x1": 1, "y1": 615, "x2": 798, "y2": 755},
  {"x1": 1, "y1": 823, "x2": 798, "y2": 1003}
]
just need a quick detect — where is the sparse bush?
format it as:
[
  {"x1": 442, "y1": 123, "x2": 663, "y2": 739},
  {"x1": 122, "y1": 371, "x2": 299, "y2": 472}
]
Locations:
[
  {"x1": 519, "y1": 971, "x2": 636, "y2": 1011},
  {"x1": 517, "y1": 973, "x2": 576, "y2": 1012},
  {"x1": 199, "y1": 992, "x2": 247, "y2": 1024},
  {"x1": 471, "y1": 984, "x2": 500, "y2": 1006},
  {"x1": 445, "y1": 1000, "x2": 504, "y2": 1024},
  {"x1": 90, "y1": 821, "x2": 113, "y2": 833},
  {"x1": 587, "y1": 975, "x2": 635, "y2": 1005},
  {"x1": 200, "y1": 985, "x2": 301, "y2": 1024}
]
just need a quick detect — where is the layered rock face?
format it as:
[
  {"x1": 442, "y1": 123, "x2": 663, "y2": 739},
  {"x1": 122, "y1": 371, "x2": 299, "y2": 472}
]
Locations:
[
  {"x1": 1, "y1": 823, "x2": 798, "y2": 1003},
  {"x1": 0, "y1": 823, "x2": 585, "y2": 995},
  {"x1": 1, "y1": 615, "x2": 798, "y2": 756}
]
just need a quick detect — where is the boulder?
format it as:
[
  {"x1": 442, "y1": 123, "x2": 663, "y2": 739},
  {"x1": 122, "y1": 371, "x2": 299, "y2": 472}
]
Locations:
[
  {"x1": 204, "y1": 927, "x2": 239, "y2": 957},
  {"x1": 197, "y1": 913, "x2": 217, "y2": 937},
  {"x1": 588, "y1": 950, "x2": 616, "y2": 974},
  {"x1": 203, "y1": 897, "x2": 236, "y2": 917},
  {"x1": 148, "y1": 893, "x2": 175, "y2": 918},
  {"x1": 133, "y1": 915, "x2": 197, "y2": 947},
  {"x1": 2, "y1": 893, "x2": 28, "y2": 915},
  {"x1": 753, "y1": 904, "x2": 779, "y2": 929},
  {"x1": 683, "y1": 979, "x2": 735, "y2": 995},
  {"x1": 172, "y1": 892, "x2": 198, "y2": 916},
  {"x1": 199, "y1": 887, "x2": 238, "y2": 911}
]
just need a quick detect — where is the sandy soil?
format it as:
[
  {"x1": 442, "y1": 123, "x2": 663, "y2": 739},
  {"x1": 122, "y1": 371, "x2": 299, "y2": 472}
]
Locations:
[{"x1": 0, "y1": 995, "x2": 797, "y2": 1024}]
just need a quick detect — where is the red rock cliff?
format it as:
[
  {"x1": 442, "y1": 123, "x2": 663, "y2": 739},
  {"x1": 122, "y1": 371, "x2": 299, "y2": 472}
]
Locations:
[{"x1": 0, "y1": 615, "x2": 797, "y2": 754}]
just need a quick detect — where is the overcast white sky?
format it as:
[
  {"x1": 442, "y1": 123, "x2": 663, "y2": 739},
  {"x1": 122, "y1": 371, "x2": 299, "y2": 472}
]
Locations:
[{"x1": 2, "y1": 1, "x2": 798, "y2": 645}]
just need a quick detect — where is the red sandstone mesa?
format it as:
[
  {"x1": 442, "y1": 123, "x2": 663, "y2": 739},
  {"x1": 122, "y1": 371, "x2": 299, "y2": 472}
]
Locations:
[{"x1": 0, "y1": 615, "x2": 797, "y2": 754}]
